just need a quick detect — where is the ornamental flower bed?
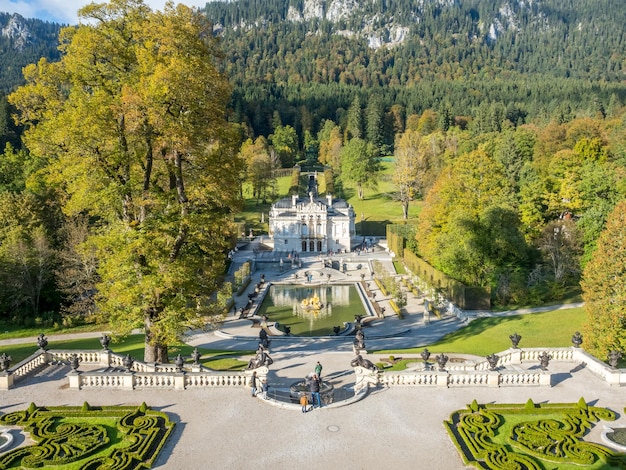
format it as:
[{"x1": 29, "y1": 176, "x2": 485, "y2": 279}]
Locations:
[
  {"x1": 445, "y1": 398, "x2": 626, "y2": 469},
  {"x1": 0, "y1": 402, "x2": 174, "y2": 469}
]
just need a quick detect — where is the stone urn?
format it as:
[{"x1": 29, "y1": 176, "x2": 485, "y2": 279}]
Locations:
[
  {"x1": 509, "y1": 333, "x2": 522, "y2": 349},
  {"x1": 571, "y1": 332, "x2": 583, "y2": 348},
  {"x1": 436, "y1": 353, "x2": 449, "y2": 371},
  {"x1": 99, "y1": 334, "x2": 111, "y2": 350}
]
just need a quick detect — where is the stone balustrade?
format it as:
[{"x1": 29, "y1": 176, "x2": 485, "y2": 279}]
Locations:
[
  {"x1": 0, "y1": 344, "x2": 624, "y2": 394},
  {"x1": 10, "y1": 351, "x2": 48, "y2": 378},
  {"x1": 370, "y1": 347, "x2": 616, "y2": 389}
]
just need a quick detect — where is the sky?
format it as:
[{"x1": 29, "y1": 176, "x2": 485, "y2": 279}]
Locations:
[{"x1": 0, "y1": 0, "x2": 212, "y2": 25}]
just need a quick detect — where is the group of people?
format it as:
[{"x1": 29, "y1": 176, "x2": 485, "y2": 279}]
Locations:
[
  {"x1": 250, "y1": 359, "x2": 326, "y2": 410},
  {"x1": 250, "y1": 371, "x2": 269, "y2": 400},
  {"x1": 300, "y1": 361, "x2": 323, "y2": 412}
]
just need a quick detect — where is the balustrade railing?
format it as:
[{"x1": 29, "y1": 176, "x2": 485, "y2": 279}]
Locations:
[{"x1": 1, "y1": 343, "x2": 624, "y2": 393}]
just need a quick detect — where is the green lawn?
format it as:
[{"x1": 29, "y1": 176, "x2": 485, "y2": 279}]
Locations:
[
  {"x1": 236, "y1": 162, "x2": 422, "y2": 239},
  {"x1": 377, "y1": 307, "x2": 586, "y2": 357},
  {"x1": 0, "y1": 321, "x2": 109, "y2": 340},
  {"x1": 0, "y1": 333, "x2": 252, "y2": 370}
]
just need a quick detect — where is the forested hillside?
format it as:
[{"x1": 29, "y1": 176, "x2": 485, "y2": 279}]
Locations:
[
  {"x1": 204, "y1": 0, "x2": 626, "y2": 140},
  {"x1": 0, "y1": 0, "x2": 625, "y2": 341},
  {"x1": 0, "y1": 13, "x2": 62, "y2": 92}
]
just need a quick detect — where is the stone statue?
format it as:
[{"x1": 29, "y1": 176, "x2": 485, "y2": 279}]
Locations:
[
  {"x1": 69, "y1": 353, "x2": 81, "y2": 371},
  {"x1": 259, "y1": 328, "x2": 270, "y2": 349},
  {"x1": 486, "y1": 353, "x2": 499, "y2": 371},
  {"x1": 571, "y1": 331, "x2": 583, "y2": 348},
  {"x1": 350, "y1": 353, "x2": 377, "y2": 371},
  {"x1": 37, "y1": 333, "x2": 48, "y2": 351},
  {"x1": 608, "y1": 350, "x2": 622, "y2": 369},
  {"x1": 509, "y1": 333, "x2": 522, "y2": 349},
  {"x1": 191, "y1": 348, "x2": 201, "y2": 365},
  {"x1": 174, "y1": 354, "x2": 184, "y2": 371},
  {"x1": 538, "y1": 351, "x2": 552, "y2": 370},
  {"x1": 333, "y1": 325, "x2": 341, "y2": 335},
  {"x1": 283, "y1": 325, "x2": 291, "y2": 336},
  {"x1": 247, "y1": 346, "x2": 273, "y2": 370},
  {"x1": 354, "y1": 329, "x2": 366, "y2": 350},
  {"x1": 421, "y1": 348, "x2": 431, "y2": 370},
  {"x1": 0, "y1": 353, "x2": 12, "y2": 372}
]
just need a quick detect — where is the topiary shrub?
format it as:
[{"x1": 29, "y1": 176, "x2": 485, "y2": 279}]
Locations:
[
  {"x1": 446, "y1": 400, "x2": 623, "y2": 469},
  {"x1": 0, "y1": 403, "x2": 175, "y2": 469}
]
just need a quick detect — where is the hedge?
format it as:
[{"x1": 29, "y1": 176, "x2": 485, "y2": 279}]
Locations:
[
  {"x1": 403, "y1": 251, "x2": 491, "y2": 310},
  {"x1": 0, "y1": 402, "x2": 174, "y2": 469},
  {"x1": 445, "y1": 398, "x2": 623, "y2": 469},
  {"x1": 389, "y1": 299, "x2": 403, "y2": 319}
]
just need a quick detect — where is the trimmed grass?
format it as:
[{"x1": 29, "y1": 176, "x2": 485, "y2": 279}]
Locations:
[
  {"x1": 376, "y1": 307, "x2": 586, "y2": 357},
  {"x1": 0, "y1": 321, "x2": 109, "y2": 340},
  {"x1": 236, "y1": 163, "x2": 422, "y2": 239},
  {"x1": 0, "y1": 333, "x2": 253, "y2": 370}
]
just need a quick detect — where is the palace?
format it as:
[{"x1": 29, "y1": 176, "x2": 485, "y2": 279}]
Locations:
[{"x1": 268, "y1": 174, "x2": 356, "y2": 253}]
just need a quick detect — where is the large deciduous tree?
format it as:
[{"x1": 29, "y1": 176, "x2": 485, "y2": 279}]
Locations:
[
  {"x1": 581, "y1": 200, "x2": 626, "y2": 359},
  {"x1": 417, "y1": 148, "x2": 528, "y2": 288},
  {"x1": 340, "y1": 138, "x2": 379, "y2": 199},
  {"x1": 9, "y1": 0, "x2": 242, "y2": 362}
]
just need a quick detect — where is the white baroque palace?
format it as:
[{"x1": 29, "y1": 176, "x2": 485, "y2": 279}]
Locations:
[{"x1": 269, "y1": 174, "x2": 355, "y2": 253}]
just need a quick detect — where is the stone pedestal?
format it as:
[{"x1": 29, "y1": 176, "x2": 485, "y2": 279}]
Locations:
[
  {"x1": 99, "y1": 350, "x2": 112, "y2": 367},
  {"x1": 488, "y1": 371, "x2": 500, "y2": 387},
  {"x1": 509, "y1": 348, "x2": 522, "y2": 365},
  {"x1": 122, "y1": 372, "x2": 135, "y2": 390},
  {"x1": 174, "y1": 373, "x2": 186, "y2": 390},
  {"x1": 68, "y1": 371, "x2": 82, "y2": 390},
  {"x1": 435, "y1": 372, "x2": 448, "y2": 387},
  {"x1": 0, "y1": 373, "x2": 14, "y2": 390}
]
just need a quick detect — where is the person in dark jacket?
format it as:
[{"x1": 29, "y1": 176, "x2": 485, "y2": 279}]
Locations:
[{"x1": 309, "y1": 374, "x2": 321, "y2": 408}]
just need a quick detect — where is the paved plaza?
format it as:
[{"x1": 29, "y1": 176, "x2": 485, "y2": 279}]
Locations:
[{"x1": 0, "y1": 241, "x2": 621, "y2": 469}]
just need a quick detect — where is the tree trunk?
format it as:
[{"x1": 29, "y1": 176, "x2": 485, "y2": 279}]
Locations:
[
  {"x1": 402, "y1": 199, "x2": 409, "y2": 219},
  {"x1": 144, "y1": 310, "x2": 169, "y2": 363}
]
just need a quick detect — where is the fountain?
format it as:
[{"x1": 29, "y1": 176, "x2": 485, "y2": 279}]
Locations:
[
  {"x1": 301, "y1": 293, "x2": 323, "y2": 310},
  {"x1": 289, "y1": 379, "x2": 335, "y2": 405},
  {"x1": 257, "y1": 284, "x2": 369, "y2": 336}
]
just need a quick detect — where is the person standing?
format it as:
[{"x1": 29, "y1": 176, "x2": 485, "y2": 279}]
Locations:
[
  {"x1": 300, "y1": 393, "x2": 309, "y2": 413},
  {"x1": 250, "y1": 371, "x2": 257, "y2": 397},
  {"x1": 315, "y1": 361, "x2": 323, "y2": 382},
  {"x1": 261, "y1": 379, "x2": 269, "y2": 400},
  {"x1": 310, "y1": 374, "x2": 321, "y2": 408}
]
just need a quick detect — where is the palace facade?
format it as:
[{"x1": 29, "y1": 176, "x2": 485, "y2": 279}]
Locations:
[{"x1": 268, "y1": 175, "x2": 355, "y2": 253}]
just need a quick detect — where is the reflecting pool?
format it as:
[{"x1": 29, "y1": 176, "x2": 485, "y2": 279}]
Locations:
[{"x1": 257, "y1": 284, "x2": 367, "y2": 336}]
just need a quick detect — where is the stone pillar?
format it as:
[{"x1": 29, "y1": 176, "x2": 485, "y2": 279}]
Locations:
[
  {"x1": 100, "y1": 350, "x2": 112, "y2": 367},
  {"x1": 436, "y1": 371, "x2": 449, "y2": 387},
  {"x1": 0, "y1": 372, "x2": 14, "y2": 390},
  {"x1": 488, "y1": 371, "x2": 500, "y2": 387},
  {"x1": 122, "y1": 372, "x2": 135, "y2": 390},
  {"x1": 539, "y1": 371, "x2": 551, "y2": 387},
  {"x1": 174, "y1": 372, "x2": 186, "y2": 390},
  {"x1": 68, "y1": 371, "x2": 82, "y2": 390},
  {"x1": 509, "y1": 348, "x2": 522, "y2": 365}
]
